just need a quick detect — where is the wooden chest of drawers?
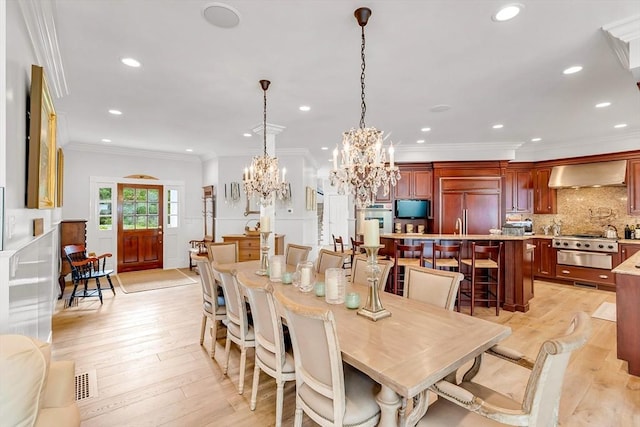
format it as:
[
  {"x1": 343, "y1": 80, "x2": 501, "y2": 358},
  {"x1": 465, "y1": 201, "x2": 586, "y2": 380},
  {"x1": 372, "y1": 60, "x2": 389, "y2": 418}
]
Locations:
[{"x1": 222, "y1": 234, "x2": 285, "y2": 262}]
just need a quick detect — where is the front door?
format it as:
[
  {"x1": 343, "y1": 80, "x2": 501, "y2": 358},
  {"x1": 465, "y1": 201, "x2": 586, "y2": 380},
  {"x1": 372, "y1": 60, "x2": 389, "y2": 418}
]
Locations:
[{"x1": 117, "y1": 184, "x2": 163, "y2": 272}]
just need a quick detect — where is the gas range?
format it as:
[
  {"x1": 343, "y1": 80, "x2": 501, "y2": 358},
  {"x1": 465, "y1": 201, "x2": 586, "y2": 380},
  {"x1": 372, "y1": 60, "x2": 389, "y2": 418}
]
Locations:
[{"x1": 552, "y1": 234, "x2": 618, "y2": 253}]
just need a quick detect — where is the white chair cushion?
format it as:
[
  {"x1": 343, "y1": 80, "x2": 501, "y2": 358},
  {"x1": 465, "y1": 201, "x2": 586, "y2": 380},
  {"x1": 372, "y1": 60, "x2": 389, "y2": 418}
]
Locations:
[
  {"x1": 226, "y1": 322, "x2": 255, "y2": 342},
  {"x1": 256, "y1": 346, "x2": 295, "y2": 374}
]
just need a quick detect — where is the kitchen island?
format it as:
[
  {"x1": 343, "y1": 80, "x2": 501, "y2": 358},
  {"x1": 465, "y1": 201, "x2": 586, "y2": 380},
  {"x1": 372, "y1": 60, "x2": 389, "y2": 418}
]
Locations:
[
  {"x1": 612, "y1": 250, "x2": 640, "y2": 376},
  {"x1": 381, "y1": 233, "x2": 535, "y2": 312}
]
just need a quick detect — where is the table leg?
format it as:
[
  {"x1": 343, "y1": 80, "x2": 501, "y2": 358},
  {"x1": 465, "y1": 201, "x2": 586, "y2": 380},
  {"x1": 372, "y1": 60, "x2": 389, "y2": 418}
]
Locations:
[
  {"x1": 402, "y1": 389, "x2": 430, "y2": 426},
  {"x1": 376, "y1": 385, "x2": 401, "y2": 426}
]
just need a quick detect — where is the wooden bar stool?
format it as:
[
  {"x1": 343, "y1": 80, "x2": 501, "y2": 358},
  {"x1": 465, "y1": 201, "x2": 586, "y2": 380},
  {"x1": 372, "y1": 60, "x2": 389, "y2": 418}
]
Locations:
[
  {"x1": 393, "y1": 242, "x2": 425, "y2": 296},
  {"x1": 460, "y1": 242, "x2": 503, "y2": 316},
  {"x1": 424, "y1": 242, "x2": 461, "y2": 272}
]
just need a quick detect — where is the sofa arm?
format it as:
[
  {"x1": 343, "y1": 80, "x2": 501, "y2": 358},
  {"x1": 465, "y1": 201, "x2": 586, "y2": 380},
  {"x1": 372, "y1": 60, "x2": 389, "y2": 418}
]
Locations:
[{"x1": 42, "y1": 361, "x2": 76, "y2": 408}]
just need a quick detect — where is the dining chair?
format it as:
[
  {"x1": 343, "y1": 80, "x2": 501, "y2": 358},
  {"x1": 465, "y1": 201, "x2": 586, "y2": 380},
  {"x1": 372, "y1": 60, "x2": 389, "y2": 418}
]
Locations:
[
  {"x1": 316, "y1": 249, "x2": 349, "y2": 275},
  {"x1": 424, "y1": 242, "x2": 462, "y2": 272},
  {"x1": 217, "y1": 269, "x2": 255, "y2": 394},
  {"x1": 195, "y1": 259, "x2": 227, "y2": 358},
  {"x1": 274, "y1": 289, "x2": 381, "y2": 427},
  {"x1": 351, "y1": 254, "x2": 393, "y2": 292},
  {"x1": 392, "y1": 242, "x2": 425, "y2": 296},
  {"x1": 418, "y1": 311, "x2": 591, "y2": 427},
  {"x1": 207, "y1": 241, "x2": 239, "y2": 265},
  {"x1": 285, "y1": 244, "x2": 312, "y2": 267},
  {"x1": 350, "y1": 237, "x2": 365, "y2": 265},
  {"x1": 332, "y1": 234, "x2": 345, "y2": 253},
  {"x1": 188, "y1": 239, "x2": 208, "y2": 270},
  {"x1": 403, "y1": 266, "x2": 464, "y2": 311},
  {"x1": 239, "y1": 279, "x2": 295, "y2": 427},
  {"x1": 460, "y1": 242, "x2": 503, "y2": 316},
  {"x1": 63, "y1": 244, "x2": 115, "y2": 307}
]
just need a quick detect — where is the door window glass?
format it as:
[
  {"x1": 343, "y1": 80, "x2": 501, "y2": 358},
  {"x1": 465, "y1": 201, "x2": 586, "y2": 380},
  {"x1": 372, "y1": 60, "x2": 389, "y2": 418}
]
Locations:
[
  {"x1": 98, "y1": 187, "x2": 113, "y2": 230},
  {"x1": 167, "y1": 189, "x2": 179, "y2": 228}
]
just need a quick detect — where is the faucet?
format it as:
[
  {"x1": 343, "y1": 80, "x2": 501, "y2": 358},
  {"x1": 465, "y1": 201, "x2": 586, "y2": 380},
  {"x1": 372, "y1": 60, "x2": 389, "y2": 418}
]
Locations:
[{"x1": 455, "y1": 218, "x2": 463, "y2": 235}]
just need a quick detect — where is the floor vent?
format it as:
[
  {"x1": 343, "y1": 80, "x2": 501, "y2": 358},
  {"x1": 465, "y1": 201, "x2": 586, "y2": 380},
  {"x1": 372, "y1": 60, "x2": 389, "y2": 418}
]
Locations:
[{"x1": 75, "y1": 369, "x2": 98, "y2": 401}]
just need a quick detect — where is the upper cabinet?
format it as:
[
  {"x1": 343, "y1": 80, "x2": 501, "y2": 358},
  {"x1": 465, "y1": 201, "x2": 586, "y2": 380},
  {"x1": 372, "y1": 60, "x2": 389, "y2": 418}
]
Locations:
[
  {"x1": 533, "y1": 168, "x2": 556, "y2": 214},
  {"x1": 505, "y1": 168, "x2": 532, "y2": 213},
  {"x1": 395, "y1": 168, "x2": 432, "y2": 199},
  {"x1": 628, "y1": 159, "x2": 640, "y2": 215}
]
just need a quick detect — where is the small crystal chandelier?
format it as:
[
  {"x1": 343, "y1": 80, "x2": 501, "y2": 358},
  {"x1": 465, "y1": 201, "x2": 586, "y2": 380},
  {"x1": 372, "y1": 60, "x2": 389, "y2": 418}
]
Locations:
[
  {"x1": 243, "y1": 80, "x2": 288, "y2": 206},
  {"x1": 330, "y1": 7, "x2": 400, "y2": 209}
]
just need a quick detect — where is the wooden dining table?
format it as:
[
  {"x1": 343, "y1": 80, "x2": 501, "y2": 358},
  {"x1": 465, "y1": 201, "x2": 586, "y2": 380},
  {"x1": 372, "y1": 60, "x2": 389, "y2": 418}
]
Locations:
[{"x1": 215, "y1": 260, "x2": 511, "y2": 426}]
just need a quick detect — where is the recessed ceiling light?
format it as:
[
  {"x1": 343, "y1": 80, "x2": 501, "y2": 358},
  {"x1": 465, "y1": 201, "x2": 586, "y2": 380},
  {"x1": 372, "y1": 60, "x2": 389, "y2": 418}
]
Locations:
[
  {"x1": 563, "y1": 65, "x2": 583, "y2": 75},
  {"x1": 299, "y1": 105, "x2": 311, "y2": 112},
  {"x1": 185, "y1": 148, "x2": 193, "y2": 152},
  {"x1": 101, "y1": 138, "x2": 111, "y2": 143},
  {"x1": 416, "y1": 139, "x2": 425, "y2": 144},
  {"x1": 202, "y1": 3, "x2": 241, "y2": 28},
  {"x1": 108, "y1": 109, "x2": 122, "y2": 115},
  {"x1": 420, "y1": 127, "x2": 431, "y2": 132},
  {"x1": 595, "y1": 102, "x2": 611, "y2": 108},
  {"x1": 492, "y1": 4, "x2": 523, "y2": 22},
  {"x1": 614, "y1": 123, "x2": 627, "y2": 128},
  {"x1": 121, "y1": 57, "x2": 141, "y2": 67},
  {"x1": 492, "y1": 124, "x2": 504, "y2": 129},
  {"x1": 243, "y1": 133, "x2": 252, "y2": 137},
  {"x1": 530, "y1": 137, "x2": 542, "y2": 142},
  {"x1": 321, "y1": 146, "x2": 329, "y2": 150},
  {"x1": 430, "y1": 104, "x2": 451, "y2": 112}
]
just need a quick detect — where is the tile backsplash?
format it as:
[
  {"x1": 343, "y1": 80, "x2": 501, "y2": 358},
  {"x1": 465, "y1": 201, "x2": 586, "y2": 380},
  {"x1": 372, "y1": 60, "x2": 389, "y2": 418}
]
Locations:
[{"x1": 532, "y1": 187, "x2": 638, "y2": 237}]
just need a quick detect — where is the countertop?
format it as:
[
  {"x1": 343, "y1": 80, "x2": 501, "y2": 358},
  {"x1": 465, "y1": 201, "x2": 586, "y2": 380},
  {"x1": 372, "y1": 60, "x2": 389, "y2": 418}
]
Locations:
[
  {"x1": 612, "y1": 250, "x2": 640, "y2": 276},
  {"x1": 380, "y1": 233, "x2": 532, "y2": 241}
]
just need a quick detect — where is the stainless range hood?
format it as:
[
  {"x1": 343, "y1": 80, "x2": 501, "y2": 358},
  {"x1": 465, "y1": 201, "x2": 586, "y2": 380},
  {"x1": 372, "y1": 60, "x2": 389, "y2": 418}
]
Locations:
[{"x1": 548, "y1": 160, "x2": 627, "y2": 188}]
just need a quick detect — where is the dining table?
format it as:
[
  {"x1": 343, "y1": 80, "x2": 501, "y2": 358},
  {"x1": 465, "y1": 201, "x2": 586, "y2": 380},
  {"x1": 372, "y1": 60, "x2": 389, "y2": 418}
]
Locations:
[{"x1": 214, "y1": 259, "x2": 511, "y2": 427}]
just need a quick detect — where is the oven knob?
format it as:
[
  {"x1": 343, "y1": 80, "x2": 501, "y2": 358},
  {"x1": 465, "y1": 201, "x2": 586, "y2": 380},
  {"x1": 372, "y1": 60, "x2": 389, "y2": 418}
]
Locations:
[
  {"x1": 608, "y1": 245, "x2": 614, "y2": 249},
  {"x1": 554, "y1": 241, "x2": 561, "y2": 246},
  {"x1": 598, "y1": 244, "x2": 604, "y2": 249},
  {"x1": 576, "y1": 243, "x2": 581, "y2": 247},
  {"x1": 563, "y1": 242, "x2": 569, "y2": 246},
  {"x1": 584, "y1": 243, "x2": 590, "y2": 248}
]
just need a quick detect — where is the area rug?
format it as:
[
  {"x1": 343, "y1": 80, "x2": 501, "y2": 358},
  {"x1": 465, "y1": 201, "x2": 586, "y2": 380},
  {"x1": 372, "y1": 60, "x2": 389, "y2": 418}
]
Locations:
[
  {"x1": 592, "y1": 302, "x2": 616, "y2": 322},
  {"x1": 116, "y1": 269, "x2": 197, "y2": 294}
]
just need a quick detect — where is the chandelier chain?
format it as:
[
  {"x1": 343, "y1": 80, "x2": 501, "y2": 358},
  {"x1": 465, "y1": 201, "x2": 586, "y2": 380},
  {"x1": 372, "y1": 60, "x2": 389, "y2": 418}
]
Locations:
[
  {"x1": 263, "y1": 85, "x2": 268, "y2": 156},
  {"x1": 360, "y1": 25, "x2": 366, "y2": 129}
]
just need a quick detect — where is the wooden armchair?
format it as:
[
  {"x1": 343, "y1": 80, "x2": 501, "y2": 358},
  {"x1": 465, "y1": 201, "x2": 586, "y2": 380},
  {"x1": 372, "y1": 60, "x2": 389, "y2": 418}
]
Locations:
[{"x1": 63, "y1": 244, "x2": 115, "y2": 307}]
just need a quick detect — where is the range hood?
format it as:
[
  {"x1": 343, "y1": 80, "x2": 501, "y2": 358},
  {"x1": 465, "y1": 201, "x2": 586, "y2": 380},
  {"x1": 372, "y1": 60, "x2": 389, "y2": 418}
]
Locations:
[{"x1": 548, "y1": 160, "x2": 627, "y2": 188}]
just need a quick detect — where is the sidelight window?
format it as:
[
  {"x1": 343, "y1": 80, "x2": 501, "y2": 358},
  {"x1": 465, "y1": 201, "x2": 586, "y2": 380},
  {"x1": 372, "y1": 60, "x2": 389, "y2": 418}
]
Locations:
[{"x1": 98, "y1": 187, "x2": 113, "y2": 230}]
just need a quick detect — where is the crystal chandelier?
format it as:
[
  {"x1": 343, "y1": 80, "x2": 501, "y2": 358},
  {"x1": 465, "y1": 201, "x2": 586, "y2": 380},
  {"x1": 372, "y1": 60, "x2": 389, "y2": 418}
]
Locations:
[
  {"x1": 330, "y1": 7, "x2": 400, "y2": 209},
  {"x1": 243, "y1": 80, "x2": 288, "y2": 206}
]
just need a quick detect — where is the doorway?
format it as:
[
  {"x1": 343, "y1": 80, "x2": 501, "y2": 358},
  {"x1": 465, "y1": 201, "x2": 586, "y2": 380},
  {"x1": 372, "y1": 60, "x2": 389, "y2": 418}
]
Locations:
[{"x1": 117, "y1": 184, "x2": 164, "y2": 272}]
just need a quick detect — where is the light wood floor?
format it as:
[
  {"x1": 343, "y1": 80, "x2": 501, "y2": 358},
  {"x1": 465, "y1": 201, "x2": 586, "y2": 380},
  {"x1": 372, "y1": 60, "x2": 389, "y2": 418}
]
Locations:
[{"x1": 51, "y1": 273, "x2": 640, "y2": 426}]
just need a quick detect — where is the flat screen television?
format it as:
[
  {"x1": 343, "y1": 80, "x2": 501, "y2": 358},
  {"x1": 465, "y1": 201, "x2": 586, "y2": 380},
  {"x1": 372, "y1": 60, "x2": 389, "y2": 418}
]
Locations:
[{"x1": 395, "y1": 199, "x2": 430, "y2": 219}]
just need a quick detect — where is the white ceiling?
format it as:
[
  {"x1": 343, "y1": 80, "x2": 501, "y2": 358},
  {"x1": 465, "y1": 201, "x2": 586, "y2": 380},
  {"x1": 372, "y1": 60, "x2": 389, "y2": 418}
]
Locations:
[{"x1": 48, "y1": 0, "x2": 640, "y2": 168}]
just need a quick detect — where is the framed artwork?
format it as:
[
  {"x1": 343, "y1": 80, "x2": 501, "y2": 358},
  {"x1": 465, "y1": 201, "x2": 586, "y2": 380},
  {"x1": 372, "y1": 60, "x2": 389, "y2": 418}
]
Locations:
[
  {"x1": 305, "y1": 187, "x2": 316, "y2": 211},
  {"x1": 26, "y1": 65, "x2": 57, "y2": 209},
  {"x1": 245, "y1": 193, "x2": 260, "y2": 216},
  {"x1": 56, "y1": 148, "x2": 64, "y2": 207}
]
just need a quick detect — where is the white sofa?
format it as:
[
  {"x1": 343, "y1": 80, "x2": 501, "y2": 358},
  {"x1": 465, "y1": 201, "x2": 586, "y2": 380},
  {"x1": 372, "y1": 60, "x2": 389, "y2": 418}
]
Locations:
[{"x1": 0, "y1": 334, "x2": 80, "y2": 427}]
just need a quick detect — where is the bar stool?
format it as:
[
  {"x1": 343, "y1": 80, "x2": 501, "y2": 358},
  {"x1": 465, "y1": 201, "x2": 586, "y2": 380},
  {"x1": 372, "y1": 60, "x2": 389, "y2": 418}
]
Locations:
[
  {"x1": 424, "y1": 242, "x2": 461, "y2": 272},
  {"x1": 393, "y1": 242, "x2": 425, "y2": 296},
  {"x1": 460, "y1": 242, "x2": 503, "y2": 316}
]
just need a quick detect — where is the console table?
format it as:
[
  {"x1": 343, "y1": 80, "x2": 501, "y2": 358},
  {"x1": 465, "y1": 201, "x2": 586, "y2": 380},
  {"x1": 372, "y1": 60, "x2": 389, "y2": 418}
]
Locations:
[{"x1": 222, "y1": 234, "x2": 285, "y2": 261}]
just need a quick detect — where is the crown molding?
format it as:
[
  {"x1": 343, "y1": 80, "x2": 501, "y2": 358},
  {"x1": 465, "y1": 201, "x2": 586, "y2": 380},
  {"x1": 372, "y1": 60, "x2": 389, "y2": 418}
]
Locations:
[
  {"x1": 394, "y1": 141, "x2": 524, "y2": 162},
  {"x1": 18, "y1": 0, "x2": 68, "y2": 98},
  {"x1": 602, "y1": 15, "x2": 640, "y2": 79},
  {"x1": 64, "y1": 142, "x2": 201, "y2": 162}
]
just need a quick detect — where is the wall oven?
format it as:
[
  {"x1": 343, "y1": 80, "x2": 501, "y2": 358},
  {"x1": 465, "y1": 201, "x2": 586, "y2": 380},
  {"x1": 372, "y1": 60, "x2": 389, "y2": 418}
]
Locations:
[{"x1": 552, "y1": 235, "x2": 618, "y2": 287}]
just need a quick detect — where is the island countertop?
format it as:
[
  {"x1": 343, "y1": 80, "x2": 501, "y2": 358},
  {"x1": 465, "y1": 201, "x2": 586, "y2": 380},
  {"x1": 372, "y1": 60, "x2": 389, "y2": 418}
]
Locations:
[
  {"x1": 613, "y1": 250, "x2": 640, "y2": 277},
  {"x1": 381, "y1": 233, "x2": 532, "y2": 241}
]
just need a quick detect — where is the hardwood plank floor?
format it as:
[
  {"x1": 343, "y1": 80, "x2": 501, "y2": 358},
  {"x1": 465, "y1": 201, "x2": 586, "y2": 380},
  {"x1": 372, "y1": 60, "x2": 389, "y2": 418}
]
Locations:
[{"x1": 51, "y1": 273, "x2": 640, "y2": 426}]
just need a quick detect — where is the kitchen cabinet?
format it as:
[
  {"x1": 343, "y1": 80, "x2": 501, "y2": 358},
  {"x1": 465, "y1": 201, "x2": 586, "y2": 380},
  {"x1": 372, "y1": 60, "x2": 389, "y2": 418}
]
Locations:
[
  {"x1": 374, "y1": 182, "x2": 393, "y2": 203},
  {"x1": 222, "y1": 234, "x2": 284, "y2": 262},
  {"x1": 620, "y1": 243, "x2": 640, "y2": 261},
  {"x1": 439, "y1": 177, "x2": 501, "y2": 234},
  {"x1": 533, "y1": 238, "x2": 556, "y2": 278},
  {"x1": 556, "y1": 264, "x2": 615, "y2": 287},
  {"x1": 628, "y1": 159, "x2": 640, "y2": 215},
  {"x1": 533, "y1": 168, "x2": 556, "y2": 214},
  {"x1": 395, "y1": 169, "x2": 432, "y2": 200},
  {"x1": 505, "y1": 168, "x2": 532, "y2": 213}
]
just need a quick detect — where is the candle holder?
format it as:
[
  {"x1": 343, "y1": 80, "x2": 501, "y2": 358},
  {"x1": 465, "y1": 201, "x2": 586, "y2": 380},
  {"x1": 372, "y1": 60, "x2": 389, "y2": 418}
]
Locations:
[
  {"x1": 256, "y1": 230, "x2": 272, "y2": 276},
  {"x1": 357, "y1": 245, "x2": 391, "y2": 321}
]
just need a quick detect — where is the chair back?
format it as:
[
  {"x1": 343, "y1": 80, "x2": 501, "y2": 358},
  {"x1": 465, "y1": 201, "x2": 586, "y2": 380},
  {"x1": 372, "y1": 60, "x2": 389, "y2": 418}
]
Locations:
[
  {"x1": 285, "y1": 244, "x2": 312, "y2": 266},
  {"x1": 471, "y1": 242, "x2": 501, "y2": 266},
  {"x1": 351, "y1": 255, "x2": 393, "y2": 291},
  {"x1": 217, "y1": 269, "x2": 250, "y2": 339},
  {"x1": 208, "y1": 242, "x2": 239, "y2": 264},
  {"x1": 522, "y1": 312, "x2": 591, "y2": 426},
  {"x1": 195, "y1": 259, "x2": 220, "y2": 316},
  {"x1": 332, "y1": 235, "x2": 345, "y2": 253},
  {"x1": 274, "y1": 290, "x2": 347, "y2": 425},
  {"x1": 316, "y1": 249, "x2": 348, "y2": 274},
  {"x1": 240, "y1": 281, "x2": 286, "y2": 372},
  {"x1": 394, "y1": 243, "x2": 425, "y2": 264},
  {"x1": 404, "y1": 266, "x2": 463, "y2": 310},
  {"x1": 431, "y1": 242, "x2": 461, "y2": 270},
  {"x1": 63, "y1": 244, "x2": 91, "y2": 280}
]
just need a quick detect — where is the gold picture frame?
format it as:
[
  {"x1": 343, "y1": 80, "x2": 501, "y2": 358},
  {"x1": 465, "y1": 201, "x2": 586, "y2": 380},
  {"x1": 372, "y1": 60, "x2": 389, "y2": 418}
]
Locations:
[
  {"x1": 56, "y1": 148, "x2": 64, "y2": 207},
  {"x1": 26, "y1": 65, "x2": 57, "y2": 209},
  {"x1": 305, "y1": 186, "x2": 316, "y2": 211}
]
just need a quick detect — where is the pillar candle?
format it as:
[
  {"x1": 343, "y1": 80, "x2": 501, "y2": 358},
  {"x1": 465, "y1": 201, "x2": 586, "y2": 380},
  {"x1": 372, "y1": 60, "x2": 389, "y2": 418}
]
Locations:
[
  {"x1": 271, "y1": 259, "x2": 282, "y2": 280},
  {"x1": 363, "y1": 219, "x2": 380, "y2": 247},
  {"x1": 333, "y1": 147, "x2": 338, "y2": 170},
  {"x1": 301, "y1": 267, "x2": 312, "y2": 287},
  {"x1": 326, "y1": 275, "x2": 338, "y2": 300},
  {"x1": 389, "y1": 144, "x2": 395, "y2": 169},
  {"x1": 260, "y1": 216, "x2": 270, "y2": 232}
]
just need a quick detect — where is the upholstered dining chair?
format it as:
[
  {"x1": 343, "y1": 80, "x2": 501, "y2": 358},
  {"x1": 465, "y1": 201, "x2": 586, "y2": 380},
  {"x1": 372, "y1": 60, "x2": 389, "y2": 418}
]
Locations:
[
  {"x1": 195, "y1": 259, "x2": 227, "y2": 358},
  {"x1": 392, "y1": 242, "x2": 425, "y2": 295},
  {"x1": 417, "y1": 311, "x2": 591, "y2": 427},
  {"x1": 274, "y1": 290, "x2": 381, "y2": 427},
  {"x1": 63, "y1": 244, "x2": 115, "y2": 307},
  {"x1": 217, "y1": 269, "x2": 255, "y2": 394},
  {"x1": 285, "y1": 244, "x2": 312, "y2": 267},
  {"x1": 351, "y1": 255, "x2": 393, "y2": 292},
  {"x1": 239, "y1": 279, "x2": 295, "y2": 427},
  {"x1": 316, "y1": 249, "x2": 349, "y2": 275},
  {"x1": 403, "y1": 266, "x2": 464, "y2": 311}
]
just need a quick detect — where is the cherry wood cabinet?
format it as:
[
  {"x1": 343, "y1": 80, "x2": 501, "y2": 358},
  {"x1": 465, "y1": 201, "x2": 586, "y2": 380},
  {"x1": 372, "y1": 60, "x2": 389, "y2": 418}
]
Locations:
[
  {"x1": 58, "y1": 220, "x2": 87, "y2": 295},
  {"x1": 439, "y1": 177, "x2": 502, "y2": 234},
  {"x1": 505, "y1": 168, "x2": 532, "y2": 213},
  {"x1": 533, "y1": 168, "x2": 556, "y2": 214},
  {"x1": 628, "y1": 159, "x2": 640, "y2": 215},
  {"x1": 556, "y1": 264, "x2": 616, "y2": 287},
  {"x1": 620, "y1": 243, "x2": 640, "y2": 261},
  {"x1": 533, "y1": 238, "x2": 556, "y2": 278},
  {"x1": 395, "y1": 169, "x2": 432, "y2": 200}
]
